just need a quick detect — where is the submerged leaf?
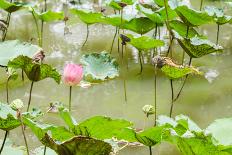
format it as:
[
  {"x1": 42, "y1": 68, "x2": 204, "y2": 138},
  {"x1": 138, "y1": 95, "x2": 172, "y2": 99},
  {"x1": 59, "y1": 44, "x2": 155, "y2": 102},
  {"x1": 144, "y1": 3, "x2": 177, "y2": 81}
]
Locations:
[
  {"x1": 80, "y1": 52, "x2": 119, "y2": 82},
  {"x1": 153, "y1": 56, "x2": 200, "y2": 79},
  {"x1": 0, "y1": 40, "x2": 42, "y2": 67},
  {"x1": 8, "y1": 55, "x2": 61, "y2": 83},
  {"x1": 70, "y1": 9, "x2": 104, "y2": 25},
  {"x1": 177, "y1": 36, "x2": 223, "y2": 58}
]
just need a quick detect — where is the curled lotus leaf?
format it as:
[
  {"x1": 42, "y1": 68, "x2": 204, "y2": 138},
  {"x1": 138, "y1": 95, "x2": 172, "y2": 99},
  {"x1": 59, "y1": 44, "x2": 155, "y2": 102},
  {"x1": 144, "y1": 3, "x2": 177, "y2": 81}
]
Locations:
[{"x1": 153, "y1": 56, "x2": 201, "y2": 79}]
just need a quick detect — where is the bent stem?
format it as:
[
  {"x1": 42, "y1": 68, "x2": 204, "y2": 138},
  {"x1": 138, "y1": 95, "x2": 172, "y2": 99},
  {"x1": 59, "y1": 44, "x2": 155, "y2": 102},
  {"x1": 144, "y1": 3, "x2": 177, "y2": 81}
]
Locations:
[
  {"x1": 216, "y1": 24, "x2": 220, "y2": 45},
  {"x1": 69, "y1": 86, "x2": 72, "y2": 111},
  {"x1": 19, "y1": 112, "x2": 29, "y2": 155},
  {"x1": 173, "y1": 57, "x2": 192, "y2": 102},
  {"x1": 0, "y1": 131, "x2": 8, "y2": 154},
  {"x1": 110, "y1": 27, "x2": 118, "y2": 53},
  {"x1": 82, "y1": 24, "x2": 89, "y2": 47},
  {"x1": 169, "y1": 79, "x2": 174, "y2": 117},
  {"x1": 27, "y1": 81, "x2": 34, "y2": 112}
]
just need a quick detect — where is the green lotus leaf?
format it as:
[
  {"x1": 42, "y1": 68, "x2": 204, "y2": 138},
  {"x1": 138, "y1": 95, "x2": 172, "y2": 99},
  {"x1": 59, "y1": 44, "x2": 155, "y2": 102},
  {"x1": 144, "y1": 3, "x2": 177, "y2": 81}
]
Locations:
[
  {"x1": 154, "y1": 57, "x2": 201, "y2": 79},
  {"x1": 157, "y1": 6, "x2": 178, "y2": 21},
  {"x1": 76, "y1": 116, "x2": 137, "y2": 142},
  {"x1": 0, "y1": 40, "x2": 42, "y2": 67},
  {"x1": 124, "y1": 34, "x2": 164, "y2": 51},
  {"x1": 136, "y1": 4, "x2": 163, "y2": 25},
  {"x1": 204, "y1": 6, "x2": 232, "y2": 25},
  {"x1": 0, "y1": 0, "x2": 30, "y2": 13},
  {"x1": 0, "y1": 103, "x2": 43, "y2": 131},
  {"x1": 123, "y1": 17, "x2": 157, "y2": 35},
  {"x1": 8, "y1": 55, "x2": 61, "y2": 83},
  {"x1": 170, "y1": 20, "x2": 202, "y2": 38},
  {"x1": 106, "y1": 0, "x2": 135, "y2": 10},
  {"x1": 23, "y1": 118, "x2": 112, "y2": 155},
  {"x1": 34, "y1": 10, "x2": 64, "y2": 22},
  {"x1": 70, "y1": 9, "x2": 104, "y2": 25},
  {"x1": 177, "y1": 36, "x2": 223, "y2": 58},
  {"x1": 135, "y1": 126, "x2": 164, "y2": 146},
  {"x1": 102, "y1": 14, "x2": 132, "y2": 27},
  {"x1": 175, "y1": 5, "x2": 214, "y2": 26},
  {"x1": 80, "y1": 52, "x2": 119, "y2": 82},
  {"x1": 206, "y1": 118, "x2": 232, "y2": 146}
]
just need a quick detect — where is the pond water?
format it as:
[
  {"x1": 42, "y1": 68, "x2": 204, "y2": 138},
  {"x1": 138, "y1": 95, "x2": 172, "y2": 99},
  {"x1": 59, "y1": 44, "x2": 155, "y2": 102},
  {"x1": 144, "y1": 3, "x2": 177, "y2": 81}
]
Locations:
[{"x1": 0, "y1": 0, "x2": 232, "y2": 154}]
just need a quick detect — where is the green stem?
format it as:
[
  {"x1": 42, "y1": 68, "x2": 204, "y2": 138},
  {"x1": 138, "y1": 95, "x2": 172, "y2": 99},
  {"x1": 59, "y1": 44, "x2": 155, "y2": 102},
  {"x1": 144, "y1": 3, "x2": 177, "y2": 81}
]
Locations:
[
  {"x1": 138, "y1": 51, "x2": 143, "y2": 74},
  {"x1": 173, "y1": 57, "x2": 192, "y2": 102},
  {"x1": 19, "y1": 113, "x2": 29, "y2": 155},
  {"x1": 216, "y1": 24, "x2": 220, "y2": 45},
  {"x1": 0, "y1": 131, "x2": 8, "y2": 154},
  {"x1": 169, "y1": 79, "x2": 174, "y2": 117},
  {"x1": 27, "y1": 81, "x2": 34, "y2": 112},
  {"x1": 200, "y1": 0, "x2": 204, "y2": 11},
  {"x1": 110, "y1": 27, "x2": 118, "y2": 53},
  {"x1": 123, "y1": 79, "x2": 127, "y2": 103},
  {"x1": 154, "y1": 66, "x2": 157, "y2": 126},
  {"x1": 69, "y1": 86, "x2": 72, "y2": 111},
  {"x1": 6, "y1": 77, "x2": 10, "y2": 104},
  {"x1": 43, "y1": 146, "x2": 47, "y2": 155},
  {"x1": 186, "y1": 26, "x2": 189, "y2": 38},
  {"x1": 166, "y1": 37, "x2": 174, "y2": 57},
  {"x1": 82, "y1": 24, "x2": 89, "y2": 47},
  {"x1": 32, "y1": 11, "x2": 42, "y2": 46},
  {"x1": 21, "y1": 69, "x2": 24, "y2": 82}
]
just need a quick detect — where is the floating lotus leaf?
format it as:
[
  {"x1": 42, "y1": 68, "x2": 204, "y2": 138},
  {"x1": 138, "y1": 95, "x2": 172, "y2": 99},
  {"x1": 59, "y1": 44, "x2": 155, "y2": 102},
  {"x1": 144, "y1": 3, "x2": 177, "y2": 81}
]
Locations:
[
  {"x1": 154, "y1": 56, "x2": 201, "y2": 79},
  {"x1": 0, "y1": 103, "x2": 42, "y2": 131},
  {"x1": 136, "y1": 4, "x2": 163, "y2": 25},
  {"x1": 8, "y1": 55, "x2": 61, "y2": 83},
  {"x1": 123, "y1": 17, "x2": 157, "y2": 35},
  {"x1": 0, "y1": 0, "x2": 29, "y2": 13},
  {"x1": 170, "y1": 20, "x2": 202, "y2": 38},
  {"x1": 175, "y1": 5, "x2": 214, "y2": 26},
  {"x1": 177, "y1": 36, "x2": 223, "y2": 58},
  {"x1": 80, "y1": 52, "x2": 119, "y2": 82},
  {"x1": 70, "y1": 9, "x2": 104, "y2": 25},
  {"x1": 135, "y1": 127, "x2": 164, "y2": 146},
  {"x1": 23, "y1": 118, "x2": 112, "y2": 155},
  {"x1": 206, "y1": 118, "x2": 232, "y2": 146},
  {"x1": 124, "y1": 34, "x2": 164, "y2": 51},
  {"x1": 34, "y1": 10, "x2": 64, "y2": 22},
  {"x1": 204, "y1": 6, "x2": 232, "y2": 25},
  {"x1": 0, "y1": 40, "x2": 42, "y2": 67}
]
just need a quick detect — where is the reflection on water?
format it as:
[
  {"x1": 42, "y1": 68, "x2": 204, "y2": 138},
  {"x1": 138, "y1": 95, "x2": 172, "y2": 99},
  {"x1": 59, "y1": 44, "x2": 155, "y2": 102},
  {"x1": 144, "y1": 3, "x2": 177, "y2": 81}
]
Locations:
[{"x1": 0, "y1": 0, "x2": 232, "y2": 154}]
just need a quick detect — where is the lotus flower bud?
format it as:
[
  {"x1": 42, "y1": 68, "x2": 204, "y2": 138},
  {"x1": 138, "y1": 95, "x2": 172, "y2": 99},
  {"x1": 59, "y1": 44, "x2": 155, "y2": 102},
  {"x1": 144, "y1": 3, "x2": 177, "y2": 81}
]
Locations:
[
  {"x1": 142, "y1": 105, "x2": 155, "y2": 117},
  {"x1": 10, "y1": 99, "x2": 24, "y2": 110},
  {"x1": 63, "y1": 63, "x2": 83, "y2": 86}
]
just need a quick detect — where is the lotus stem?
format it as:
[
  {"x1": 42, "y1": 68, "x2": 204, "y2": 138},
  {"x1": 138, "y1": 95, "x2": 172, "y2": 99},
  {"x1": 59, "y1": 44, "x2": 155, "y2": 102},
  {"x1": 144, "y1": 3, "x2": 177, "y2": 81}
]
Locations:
[
  {"x1": 27, "y1": 81, "x2": 34, "y2": 112},
  {"x1": 40, "y1": 0, "x2": 47, "y2": 48},
  {"x1": 123, "y1": 79, "x2": 127, "y2": 102},
  {"x1": 169, "y1": 79, "x2": 174, "y2": 117},
  {"x1": 0, "y1": 131, "x2": 8, "y2": 154},
  {"x1": 43, "y1": 146, "x2": 47, "y2": 155},
  {"x1": 19, "y1": 112, "x2": 29, "y2": 155},
  {"x1": 154, "y1": 66, "x2": 157, "y2": 126},
  {"x1": 82, "y1": 24, "x2": 89, "y2": 47},
  {"x1": 32, "y1": 11, "x2": 42, "y2": 46},
  {"x1": 173, "y1": 57, "x2": 192, "y2": 102},
  {"x1": 6, "y1": 77, "x2": 10, "y2": 104},
  {"x1": 166, "y1": 37, "x2": 174, "y2": 57},
  {"x1": 149, "y1": 146, "x2": 152, "y2": 155},
  {"x1": 200, "y1": 0, "x2": 204, "y2": 11},
  {"x1": 138, "y1": 51, "x2": 143, "y2": 74},
  {"x1": 21, "y1": 69, "x2": 24, "y2": 81},
  {"x1": 2, "y1": 12, "x2": 11, "y2": 41},
  {"x1": 186, "y1": 26, "x2": 189, "y2": 38},
  {"x1": 69, "y1": 86, "x2": 72, "y2": 111},
  {"x1": 216, "y1": 24, "x2": 220, "y2": 45},
  {"x1": 110, "y1": 27, "x2": 118, "y2": 53}
]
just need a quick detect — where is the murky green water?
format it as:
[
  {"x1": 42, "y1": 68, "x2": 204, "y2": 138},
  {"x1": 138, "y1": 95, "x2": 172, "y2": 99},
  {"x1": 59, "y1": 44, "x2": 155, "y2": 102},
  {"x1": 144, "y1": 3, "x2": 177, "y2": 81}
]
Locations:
[{"x1": 0, "y1": 0, "x2": 232, "y2": 154}]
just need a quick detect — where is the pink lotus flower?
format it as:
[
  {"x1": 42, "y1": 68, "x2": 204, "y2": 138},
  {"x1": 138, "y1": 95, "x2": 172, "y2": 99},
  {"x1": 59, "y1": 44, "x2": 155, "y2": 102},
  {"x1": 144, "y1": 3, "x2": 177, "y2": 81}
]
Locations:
[{"x1": 63, "y1": 63, "x2": 83, "y2": 86}]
